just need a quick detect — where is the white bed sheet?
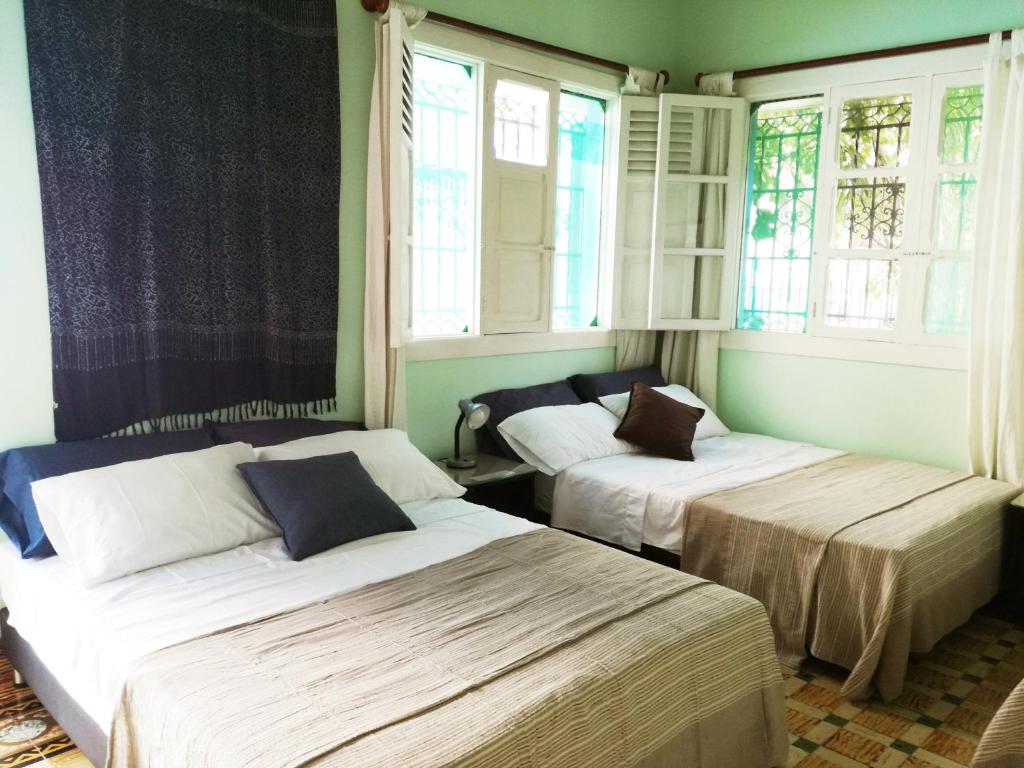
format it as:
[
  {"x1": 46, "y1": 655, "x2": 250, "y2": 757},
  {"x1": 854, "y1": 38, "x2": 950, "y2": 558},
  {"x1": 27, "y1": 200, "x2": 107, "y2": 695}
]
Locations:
[
  {"x1": 550, "y1": 432, "x2": 842, "y2": 553},
  {"x1": 0, "y1": 499, "x2": 541, "y2": 732}
]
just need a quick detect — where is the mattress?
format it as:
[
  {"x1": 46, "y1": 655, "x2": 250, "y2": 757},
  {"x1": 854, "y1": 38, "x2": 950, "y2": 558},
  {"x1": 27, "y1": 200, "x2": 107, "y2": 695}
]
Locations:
[
  {"x1": 549, "y1": 432, "x2": 842, "y2": 552},
  {"x1": 0, "y1": 498, "x2": 541, "y2": 729}
]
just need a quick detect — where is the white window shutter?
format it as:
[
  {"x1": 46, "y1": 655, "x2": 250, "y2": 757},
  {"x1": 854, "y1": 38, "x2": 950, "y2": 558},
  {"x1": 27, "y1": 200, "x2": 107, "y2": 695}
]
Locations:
[
  {"x1": 480, "y1": 66, "x2": 559, "y2": 334},
  {"x1": 384, "y1": 12, "x2": 415, "y2": 347},
  {"x1": 648, "y1": 94, "x2": 747, "y2": 330},
  {"x1": 609, "y1": 96, "x2": 659, "y2": 329}
]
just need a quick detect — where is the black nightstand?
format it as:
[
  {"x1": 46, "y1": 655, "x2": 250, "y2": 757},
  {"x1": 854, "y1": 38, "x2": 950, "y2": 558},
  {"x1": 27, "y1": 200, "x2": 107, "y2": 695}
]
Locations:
[
  {"x1": 435, "y1": 455, "x2": 542, "y2": 523},
  {"x1": 991, "y1": 493, "x2": 1024, "y2": 624}
]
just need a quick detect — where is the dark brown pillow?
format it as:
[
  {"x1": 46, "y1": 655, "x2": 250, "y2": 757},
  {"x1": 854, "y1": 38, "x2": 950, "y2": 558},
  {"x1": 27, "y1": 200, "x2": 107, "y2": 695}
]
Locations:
[{"x1": 613, "y1": 381, "x2": 705, "y2": 461}]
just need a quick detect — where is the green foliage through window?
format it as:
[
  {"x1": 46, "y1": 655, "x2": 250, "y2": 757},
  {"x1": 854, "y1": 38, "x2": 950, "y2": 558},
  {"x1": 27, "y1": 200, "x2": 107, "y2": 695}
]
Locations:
[
  {"x1": 553, "y1": 92, "x2": 605, "y2": 330},
  {"x1": 737, "y1": 101, "x2": 823, "y2": 333},
  {"x1": 924, "y1": 84, "x2": 983, "y2": 335}
]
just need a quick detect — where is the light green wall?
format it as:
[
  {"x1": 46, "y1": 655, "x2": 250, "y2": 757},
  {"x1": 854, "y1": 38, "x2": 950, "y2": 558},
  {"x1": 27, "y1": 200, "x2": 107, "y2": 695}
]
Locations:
[
  {"x1": 717, "y1": 350, "x2": 967, "y2": 470},
  {"x1": 297, "y1": 0, "x2": 683, "y2": 456},
  {"x1": 673, "y1": 0, "x2": 1024, "y2": 92},
  {"x1": 407, "y1": 347, "x2": 615, "y2": 459},
  {"x1": 684, "y1": 0, "x2": 1023, "y2": 471},
  {"x1": 0, "y1": 1, "x2": 55, "y2": 451},
  {"x1": 0, "y1": 0, "x2": 675, "y2": 452},
  {"x1": 4, "y1": 0, "x2": 1018, "y2": 463}
]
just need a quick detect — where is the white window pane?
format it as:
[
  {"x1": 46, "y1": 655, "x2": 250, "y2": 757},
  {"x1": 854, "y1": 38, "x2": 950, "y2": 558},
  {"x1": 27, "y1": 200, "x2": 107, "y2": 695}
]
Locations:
[
  {"x1": 412, "y1": 53, "x2": 477, "y2": 337},
  {"x1": 660, "y1": 254, "x2": 723, "y2": 321},
  {"x1": 662, "y1": 181, "x2": 728, "y2": 249},
  {"x1": 493, "y1": 79, "x2": 549, "y2": 166},
  {"x1": 553, "y1": 92, "x2": 604, "y2": 329},
  {"x1": 738, "y1": 102, "x2": 822, "y2": 333},
  {"x1": 940, "y1": 85, "x2": 983, "y2": 165},
  {"x1": 935, "y1": 172, "x2": 978, "y2": 252},
  {"x1": 924, "y1": 258, "x2": 971, "y2": 335},
  {"x1": 825, "y1": 258, "x2": 899, "y2": 329},
  {"x1": 832, "y1": 177, "x2": 906, "y2": 249},
  {"x1": 839, "y1": 94, "x2": 913, "y2": 170}
]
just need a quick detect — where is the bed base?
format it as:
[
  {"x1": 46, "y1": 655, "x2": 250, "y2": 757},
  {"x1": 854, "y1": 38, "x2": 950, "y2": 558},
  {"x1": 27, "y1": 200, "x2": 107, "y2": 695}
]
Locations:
[
  {"x1": 0, "y1": 609, "x2": 107, "y2": 767},
  {"x1": 534, "y1": 512, "x2": 681, "y2": 568}
]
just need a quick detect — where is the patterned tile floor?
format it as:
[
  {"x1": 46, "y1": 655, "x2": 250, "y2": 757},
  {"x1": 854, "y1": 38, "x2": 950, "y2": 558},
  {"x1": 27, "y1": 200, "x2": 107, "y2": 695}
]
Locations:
[
  {"x1": 783, "y1": 614, "x2": 1024, "y2": 767},
  {"x1": 0, "y1": 656, "x2": 90, "y2": 768},
  {"x1": 0, "y1": 614, "x2": 1018, "y2": 767}
]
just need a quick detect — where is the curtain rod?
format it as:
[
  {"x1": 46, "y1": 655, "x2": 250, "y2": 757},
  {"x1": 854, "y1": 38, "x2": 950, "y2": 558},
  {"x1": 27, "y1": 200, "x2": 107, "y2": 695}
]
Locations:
[
  {"x1": 360, "y1": 0, "x2": 670, "y2": 84},
  {"x1": 695, "y1": 29, "x2": 1013, "y2": 87}
]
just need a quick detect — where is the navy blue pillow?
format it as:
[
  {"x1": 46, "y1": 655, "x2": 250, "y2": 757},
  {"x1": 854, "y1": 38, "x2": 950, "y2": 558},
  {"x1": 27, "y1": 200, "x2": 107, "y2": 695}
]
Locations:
[
  {"x1": 474, "y1": 379, "x2": 582, "y2": 460},
  {"x1": 237, "y1": 452, "x2": 416, "y2": 560},
  {"x1": 569, "y1": 366, "x2": 667, "y2": 403},
  {"x1": 0, "y1": 428, "x2": 215, "y2": 558},
  {"x1": 209, "y1": 418, "x2": 365, "y2": 448}
]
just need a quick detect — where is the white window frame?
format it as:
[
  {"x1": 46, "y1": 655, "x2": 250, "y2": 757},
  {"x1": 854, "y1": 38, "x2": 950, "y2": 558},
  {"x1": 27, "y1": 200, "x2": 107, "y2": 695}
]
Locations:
[
  {"x1": 723, "y1": 44, "x2": 989, "y2": 371},
  {"x1": 811, "y1": 75, "x2": 930, "y2": 344},
  {"x1": 405, "y1": 22, "x2": 620, "y2": 361}
]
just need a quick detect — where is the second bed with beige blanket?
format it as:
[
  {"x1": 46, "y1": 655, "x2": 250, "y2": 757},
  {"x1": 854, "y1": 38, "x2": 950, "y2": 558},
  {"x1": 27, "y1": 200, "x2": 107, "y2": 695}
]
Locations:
[
  {"x1": 684, "y1": 454, "x2": 1018, "y2": 701},
  {"x1": 108, "y1": 528, "x2": 788, "y2": 767}
]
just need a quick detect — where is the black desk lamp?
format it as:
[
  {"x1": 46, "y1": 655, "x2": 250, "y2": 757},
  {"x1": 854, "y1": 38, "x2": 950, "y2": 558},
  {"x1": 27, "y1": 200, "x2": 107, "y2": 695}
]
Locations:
[{"x1": 446, "y1": 398, "x2": 490, "y2": 468}]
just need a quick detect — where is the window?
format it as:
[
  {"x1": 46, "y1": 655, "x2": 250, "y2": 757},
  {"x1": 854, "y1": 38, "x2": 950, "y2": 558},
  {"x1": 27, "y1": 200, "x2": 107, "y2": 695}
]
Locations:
[
  {"x1": 411, "y1": 53, "x2": 477, "y2": 336},
  {"x1": 823, "y1": 87, "x2": 916, "y2": 331},
  {"x1": 554, "y1": 92, "x2": 605, "y2": 329},
  {"x1": 922, "y1": 83, "x2": 983, "y2": 335},
  {"x1": 409, "y1": 48, "x2": 610, "y2": 341},
  {"x1": 493, "y1": 79, "x2": 549, "y2": 166},
  {"x1": 738, "y1": 100, "x2": 823, "y2": 332},
  {"x1": 735, "y1": 68, "x2": 983, "y2": 352}
]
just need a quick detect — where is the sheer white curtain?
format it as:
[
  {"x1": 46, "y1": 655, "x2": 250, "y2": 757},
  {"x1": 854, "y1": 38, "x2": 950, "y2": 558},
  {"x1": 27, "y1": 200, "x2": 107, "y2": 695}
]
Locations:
[
  {"x1": 969, "y1": 30, "x2": 1024, "y2": 486},
  {"x1": 364, "y1": 2, "x2": 425, "y2": 429}
]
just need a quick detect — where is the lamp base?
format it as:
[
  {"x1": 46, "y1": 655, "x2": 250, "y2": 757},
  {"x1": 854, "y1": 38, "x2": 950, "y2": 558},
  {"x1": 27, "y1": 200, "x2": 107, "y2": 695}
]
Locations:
[{"x1": 445, "y1": 456, "x2": 477, "y2": 469}]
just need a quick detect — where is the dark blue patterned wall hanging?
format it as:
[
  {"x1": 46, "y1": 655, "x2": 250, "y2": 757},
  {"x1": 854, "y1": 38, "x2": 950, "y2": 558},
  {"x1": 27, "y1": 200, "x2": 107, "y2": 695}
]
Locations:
[{"x1": 23, "y1": 0, "x2": 340, "y2": 440}]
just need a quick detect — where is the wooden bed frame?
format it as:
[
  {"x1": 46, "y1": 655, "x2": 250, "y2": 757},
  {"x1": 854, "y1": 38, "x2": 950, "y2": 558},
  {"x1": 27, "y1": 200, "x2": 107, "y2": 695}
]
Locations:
[{"x1": 1, "y1": 609, "x2": 107, "y2": 766}]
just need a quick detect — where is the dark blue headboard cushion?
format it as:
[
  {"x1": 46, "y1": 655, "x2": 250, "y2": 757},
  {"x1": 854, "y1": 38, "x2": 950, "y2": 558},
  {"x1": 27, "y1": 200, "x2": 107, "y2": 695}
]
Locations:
[
  {"x1": 474, "y1": 379, "x2": 582, "y2": 460},
  {"x1": 569, "y1": 366, "x2": 667, "y2": 403},
  {"x1": 0, "y1": 428, "x2": 215, "y2": 559},
  {"x1": 209, "y1": 418, "x2": 365, "y2": 448}
]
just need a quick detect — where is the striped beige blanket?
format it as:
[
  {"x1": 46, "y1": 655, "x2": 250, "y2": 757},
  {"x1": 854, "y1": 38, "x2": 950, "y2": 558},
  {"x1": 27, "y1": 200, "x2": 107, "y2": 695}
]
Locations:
[
  {"x1": 108, "y1": 529, "x2": 788, "y2": 768},
  {"x1": 973, "y1": 678, "x2": 1024, "y2": 767},
  {"x1": 682, "y1": 454, "x2": 1017, "y2": 701}
]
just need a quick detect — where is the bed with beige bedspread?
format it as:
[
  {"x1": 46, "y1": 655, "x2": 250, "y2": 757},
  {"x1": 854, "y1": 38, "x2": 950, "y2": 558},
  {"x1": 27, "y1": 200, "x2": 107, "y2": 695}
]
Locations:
[
  {"x1": 684, "y1": 454, "x2": 1018, "y2": 701},
  {"x1": 973, "y1": 677, "x2": 1024, "y2": 767},
  {"x1": 108, "y1": 529, "x2": 788, "y2": 768}
]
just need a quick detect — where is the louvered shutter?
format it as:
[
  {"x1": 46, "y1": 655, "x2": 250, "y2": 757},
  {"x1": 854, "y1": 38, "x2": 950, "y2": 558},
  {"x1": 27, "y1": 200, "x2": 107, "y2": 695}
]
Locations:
[
  {"x1": 610, "y1": 96, "x2": 659, "y2": 328},
  {"x1": 385, "y1": 10, "x2": 415, "y2": 346},
  {"x1": 648, "y1": 94, "x2": 747, "y2": 330}
]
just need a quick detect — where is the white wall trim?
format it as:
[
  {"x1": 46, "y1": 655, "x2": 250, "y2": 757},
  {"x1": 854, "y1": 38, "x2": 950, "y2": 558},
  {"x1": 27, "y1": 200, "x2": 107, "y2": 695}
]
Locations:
[
  {"x1": 721, "y1": 330, "x2": 966, "y2": 370},
  {"x1": 406, "y1": 329, "x2": 617, "y2": 362},
  {"x1": 416, "y1": 21, "x2": 623, "y2": 96},
  {"x1": 735, "y1": 44, "x2": 990, "y2": 102}
]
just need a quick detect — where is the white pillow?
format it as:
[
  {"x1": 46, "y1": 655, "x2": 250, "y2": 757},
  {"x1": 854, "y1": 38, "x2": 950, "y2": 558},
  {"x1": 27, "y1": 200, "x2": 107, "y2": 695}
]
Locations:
[
  {"x1": 599, "y1": 384, "x2": 730, "y2": 440},
  {"x1": 254, "y1": 428, "x2": 464, "y2": 504},
  {"x1": 497, "y1": 402, "x2": 637, "y2": 475},
  {"x1": 31, "y1": 443, "x2": 280, "y2": 586}
]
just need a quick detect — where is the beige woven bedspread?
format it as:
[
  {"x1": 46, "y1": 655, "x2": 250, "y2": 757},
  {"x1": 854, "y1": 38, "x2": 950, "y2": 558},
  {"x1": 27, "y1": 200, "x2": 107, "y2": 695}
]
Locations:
[
  {"x1": 973, "y1": 678, "x2": 1024, "y2": 767},
  {"x1": 107, "y1": 528, "x2": 788, "y2": 768},
  {"x1": 682, "y1": 454, "x2": 1017, "y2": 700}
]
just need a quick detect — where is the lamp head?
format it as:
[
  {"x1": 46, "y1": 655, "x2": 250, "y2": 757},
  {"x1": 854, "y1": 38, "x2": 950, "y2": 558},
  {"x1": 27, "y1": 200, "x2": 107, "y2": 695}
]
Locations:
[{"x1": 458, "y1": 398, "x2": 490, "y2": 430}]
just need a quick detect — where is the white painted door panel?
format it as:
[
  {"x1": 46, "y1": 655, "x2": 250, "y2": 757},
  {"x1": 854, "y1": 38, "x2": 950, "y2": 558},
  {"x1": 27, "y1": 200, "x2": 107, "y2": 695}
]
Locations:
[{"x1": 481, "y1": 66, "x2": 558, "y2": 334}]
